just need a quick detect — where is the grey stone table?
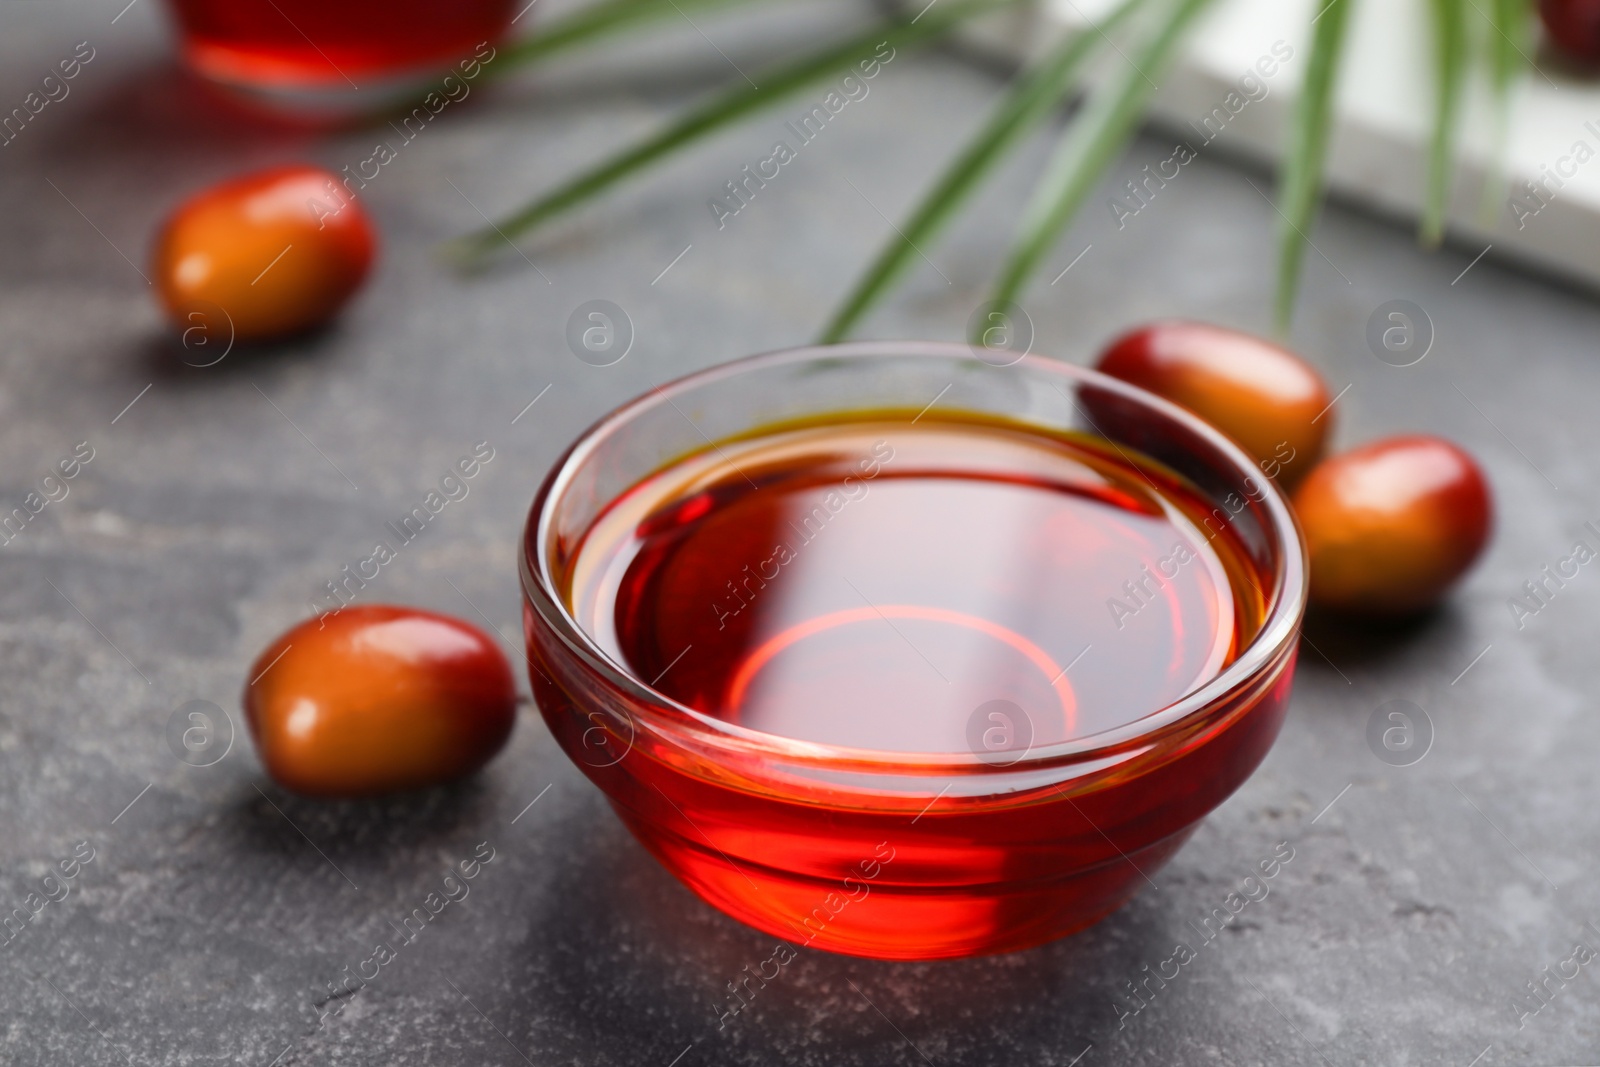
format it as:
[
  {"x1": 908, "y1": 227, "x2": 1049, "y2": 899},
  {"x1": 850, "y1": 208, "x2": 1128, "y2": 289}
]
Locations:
[{"x1": 1, "y1": 1, "x2": 1595, "y2": 1063}]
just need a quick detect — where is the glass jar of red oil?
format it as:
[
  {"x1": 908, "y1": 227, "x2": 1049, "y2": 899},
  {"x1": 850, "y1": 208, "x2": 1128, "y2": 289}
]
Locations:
[
  {"x1": 522, "y1": 342, "x2": 1307, "y2": 960},
  {"x1": 164, "y1": 0, "x2": 515, "y2": 107}
]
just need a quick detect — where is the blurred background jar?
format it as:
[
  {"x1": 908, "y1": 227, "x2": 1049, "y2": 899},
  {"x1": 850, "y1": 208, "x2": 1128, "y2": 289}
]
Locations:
[{"x1": 164, "y1": 0, "x2": 518, "y2": 111}]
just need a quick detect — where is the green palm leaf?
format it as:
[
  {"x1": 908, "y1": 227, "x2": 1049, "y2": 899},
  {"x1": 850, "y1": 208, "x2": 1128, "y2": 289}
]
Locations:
[
  {"x1": 1422, "y1": 0, "x2": 1468, "y2": 245},
  {"x1": 1486, "y1": 0, "x2": 1530, "y2": 92},
  {"x1": 453, "y1": 0, "x2": 1028, "y2": 261},
  {"x1": 1475, "y1": 0, "x2": 1532, "y2": 221},
  {"x1": 986, "y1": 0, "x2": 1217, "y2": 320},
  {"x1": 1274, "y1": 0, "x2": 1355, "y2": 329},
  {"x1": 485, "y1": 0, "x2": 778, "y2": 74},
  {"x1": 468, "y1": 0, "x2": 1537, "y2": 330},
  {"x1": 819, "y1": 0, "x2": 1151, "y2": 343}
]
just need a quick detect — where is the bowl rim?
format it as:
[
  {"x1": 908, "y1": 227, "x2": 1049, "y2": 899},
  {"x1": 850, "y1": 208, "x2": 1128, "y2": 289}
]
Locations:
[{"x1": 520, "y1": 340, "x2": 1307, "y2": 775}]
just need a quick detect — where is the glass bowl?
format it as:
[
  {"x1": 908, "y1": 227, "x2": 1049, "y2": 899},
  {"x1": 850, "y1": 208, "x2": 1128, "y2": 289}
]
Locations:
[
  {"x1": 520, "y1": 341, "x2": 1306, "y2": 960},
  {"x1": 164, "y1": 0, "x2": 515, "y2": 112}
]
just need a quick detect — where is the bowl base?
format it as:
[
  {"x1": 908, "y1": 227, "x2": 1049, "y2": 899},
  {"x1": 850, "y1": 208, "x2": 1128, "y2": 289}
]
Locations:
[{"x1": 617, "y1": 805, "x2": 1198, "y2": 960}]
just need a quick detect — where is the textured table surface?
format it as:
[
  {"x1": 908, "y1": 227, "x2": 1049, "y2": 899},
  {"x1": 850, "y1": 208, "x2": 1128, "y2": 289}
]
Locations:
[{"x1": 2, "y1": 2, "x2": 1597, "y2": 1065}]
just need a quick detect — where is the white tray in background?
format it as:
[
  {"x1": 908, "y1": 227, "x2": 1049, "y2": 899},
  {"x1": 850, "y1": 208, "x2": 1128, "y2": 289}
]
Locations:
[{"x1": 962, "y1": 0, "x2": 1600, "y2": 287}]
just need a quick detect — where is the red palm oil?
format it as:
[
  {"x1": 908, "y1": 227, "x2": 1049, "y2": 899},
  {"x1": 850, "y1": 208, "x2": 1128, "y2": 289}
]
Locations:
[
  {"x1": 167, "y1": 0, "x2": 512, "y2": 90},
  {"x1": 566, "y1": 418, "x2": 1267, "y2": 752},
  {"x1": 529, "y1": 408, "x2": 1295, "y2": 958}
]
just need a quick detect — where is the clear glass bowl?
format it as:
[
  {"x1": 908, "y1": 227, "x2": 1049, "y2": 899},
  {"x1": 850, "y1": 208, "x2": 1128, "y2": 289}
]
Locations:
[
  {"x1": 521, "y1": 342, "x2": 1307, "y2": 960},
  {"x1": 164, "y1": 0, "x2": 514, "y2": 113}
]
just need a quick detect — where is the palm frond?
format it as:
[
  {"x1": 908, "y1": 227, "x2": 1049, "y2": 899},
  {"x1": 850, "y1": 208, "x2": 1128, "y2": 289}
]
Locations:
[
  {"x1": 486, "y1": 0, "x2": 779, "y2": 74},
  {"x1": 1422, "y1": 0, "x2": 1468, "y2": 245},
  {"x1": 986, "y1": 0, "x2": 1218, "y2": 320},
  {"x1": 454, "y1": 0, "x2": 1029, "y2": 261},
  {"x1": 1486, "y1": 0, "x2": 1531, "y2": 91},
  {"x1": 1274, "y1": 0, "x2": 1355, "y2": 329},
  {"x1": 1476, "y1": 0, "x2": 1533, "y2": 222},
  {"x1": 819, "y1": 0, "x2": 1151, "y2": 342}
]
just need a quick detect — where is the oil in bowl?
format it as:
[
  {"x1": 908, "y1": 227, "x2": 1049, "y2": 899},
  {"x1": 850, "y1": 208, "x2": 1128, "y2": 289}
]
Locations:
[{"x1": 564, "y1": 416, "x2": 1268, "y2": 755}]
